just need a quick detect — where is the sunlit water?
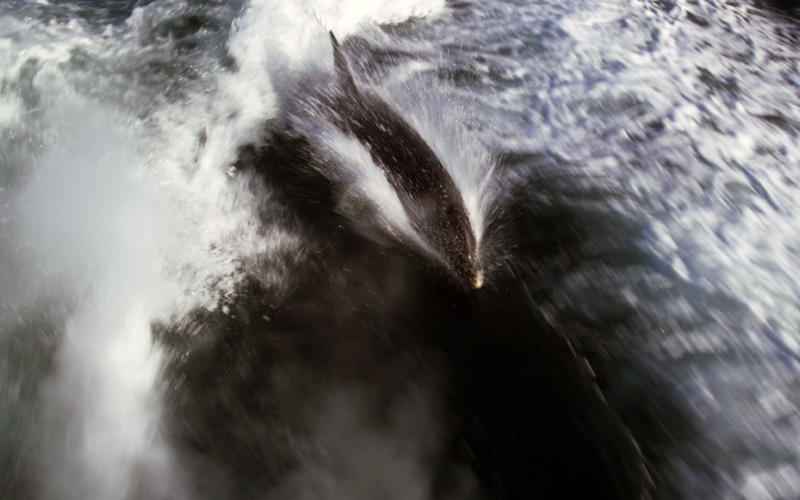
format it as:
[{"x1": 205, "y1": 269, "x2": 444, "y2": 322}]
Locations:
[{"x1": 2, "y1": 0, "x2": 800, "y2": 498}]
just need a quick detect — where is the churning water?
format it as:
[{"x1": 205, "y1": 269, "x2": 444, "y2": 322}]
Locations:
[{"x1": 2, "y1": 0, "x2": 800, "y2": 498}]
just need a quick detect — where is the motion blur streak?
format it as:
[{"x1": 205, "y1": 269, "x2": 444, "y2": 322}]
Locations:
[{"x1": 2, "y1": 1, "x2": 800, "y2": 499}]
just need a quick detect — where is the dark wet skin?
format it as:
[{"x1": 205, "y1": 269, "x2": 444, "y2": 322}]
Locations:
[{"x1": 327, "y1": 32, "x2": 482, "y2": 288}]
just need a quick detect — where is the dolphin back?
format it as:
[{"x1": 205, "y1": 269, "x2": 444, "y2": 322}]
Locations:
[
  {"x1": 330, "y1": 32, "x2": 358, "y2": 96},
  {"x1": 326, "y1": 32, "x2": 482, "y2": 288}
]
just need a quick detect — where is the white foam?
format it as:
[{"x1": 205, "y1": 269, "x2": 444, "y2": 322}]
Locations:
[
  {"x1": 311, "y1": 0, "x2": 445, "y2": 36},
  {"x1": 0, "y1": 11, "x2": 279, "y2": 497},
  {"x1": 13, "y1": 102, "x2": 186, "y2": 500},
  {"x1": 1, "y1": 0, "x2": 450, "y2": 496},
  {"x1": 196, "y1": 0, "x2": 280, "y2": 178}
]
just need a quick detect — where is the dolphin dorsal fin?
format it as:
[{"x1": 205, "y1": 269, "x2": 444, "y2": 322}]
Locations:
[{"x1": 329, "y1": 31, "x2": 358, "y2": 95}]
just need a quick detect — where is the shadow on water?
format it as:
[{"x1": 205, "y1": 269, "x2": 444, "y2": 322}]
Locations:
[
  {"x1": 752, "y1": 0, "x2": 800, "y2": 46},
  {"x1": 153, "y1": 133, "x2": 705, "y2": 499},
  {"x1": 493, "y1": 151, "x2": 725, "y2": 498},
  {"x1": 755, "y1": 0, "x2": 800, "y2": 18}
]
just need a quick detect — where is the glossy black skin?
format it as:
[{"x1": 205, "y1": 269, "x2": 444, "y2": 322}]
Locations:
[{"x1": 327, "y1": 32, "x2": 481, "y2": 288}]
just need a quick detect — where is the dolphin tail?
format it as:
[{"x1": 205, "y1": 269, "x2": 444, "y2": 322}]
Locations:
[{"x1": 329, "y1": 31, "x2": 359, "y2": 95}]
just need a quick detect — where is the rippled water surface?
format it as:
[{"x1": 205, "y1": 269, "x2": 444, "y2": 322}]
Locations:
[{"x1": 2, "y1": 0, "x2": 800, "y2": 498}]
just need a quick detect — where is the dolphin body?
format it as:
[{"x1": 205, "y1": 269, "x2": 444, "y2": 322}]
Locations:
[{"x1": 325, "y1": 33, "x2": 482, "y2": 288}]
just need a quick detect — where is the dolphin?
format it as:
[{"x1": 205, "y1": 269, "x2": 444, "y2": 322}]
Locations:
[{"x1": 325, "y1": 32, "x2": 482, "y2": 289}]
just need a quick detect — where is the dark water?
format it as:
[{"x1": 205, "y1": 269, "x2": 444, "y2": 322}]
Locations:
[{"x1": 2, "y1": 0, "x2": 800, "y2": 499}]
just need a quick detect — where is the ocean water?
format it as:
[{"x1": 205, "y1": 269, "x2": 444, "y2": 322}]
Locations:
[{"x1": 2, "y1": 0, "x2": 800, "y2": 498}]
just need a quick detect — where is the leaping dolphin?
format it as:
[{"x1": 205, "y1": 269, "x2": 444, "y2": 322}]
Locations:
[{"x1": 326, "y1": 32, "x2": 482, "y2": 289}]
